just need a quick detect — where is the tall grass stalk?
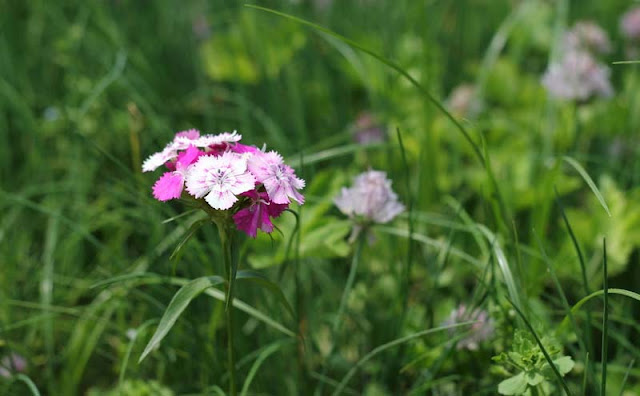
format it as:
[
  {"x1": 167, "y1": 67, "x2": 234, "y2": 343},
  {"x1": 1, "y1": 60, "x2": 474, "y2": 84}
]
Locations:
[{"x1": 315, "y1": 233, "x2": 365, "y2": 396}]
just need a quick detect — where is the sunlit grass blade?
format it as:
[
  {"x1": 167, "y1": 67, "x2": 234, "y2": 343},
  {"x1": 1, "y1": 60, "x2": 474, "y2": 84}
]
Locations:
[
  {"x1": 558, "y1": 288, "x2": 640, "y2": 332},
  {"x1": 476, "y1": 224, "x2": 522, "y2": 312},
  {"x1": 601, "y1": 238, "x2": 609, "y2": 396},
  {"x1": 618, "y1": 359, "x2": 636, "y2": 396},
  {"x1": 9, "y1": 374, "x2": 42, "y2": 396},
  {"x1": 239, "y1": 341, "x2": 284, "y2": 396},
  {"x1": 139, "y1": 276, "x2": 225, "y2": 363},
  {"x1": 505, "y1": 298, "x2": 573, "y2": 396},
  {"x1": 236, "y1": 269, "x2": 295, "y2": 318},
  {"x1": 562, "y1": 156, "x2": 611, "y2": 216},
  {"x1": 331, "y1": 322, "x2": 475, "y2": 396}
]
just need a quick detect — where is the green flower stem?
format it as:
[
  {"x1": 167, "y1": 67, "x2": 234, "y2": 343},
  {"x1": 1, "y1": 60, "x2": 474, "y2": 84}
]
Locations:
[{"x1": 217, "y1": 220, "x2": 238, "y2": 396}]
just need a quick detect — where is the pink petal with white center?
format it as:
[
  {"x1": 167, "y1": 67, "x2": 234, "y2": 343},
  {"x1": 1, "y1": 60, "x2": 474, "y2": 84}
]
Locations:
[
  {"x1": 152, "y1": 172, "x2": 185, "y2": 201},
  {"x1": 247, "y1": 151, "x2": 305, "y2": 205},
  {"x1": 185, "y1": 151, "x2": 256, "y2": 208}
]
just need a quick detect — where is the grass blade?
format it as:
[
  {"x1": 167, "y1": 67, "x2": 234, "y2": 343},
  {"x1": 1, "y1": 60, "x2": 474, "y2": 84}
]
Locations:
[
  {"x1": 11, "y1": 374, "x2": 42, "y2": 396},
  {"x1": 331, "y1": 322, "x2": 474, "y2": 396},
  {"x1": 601, "y1": 238, "x2": 609, "y2": 396},
  {"x1": 562, "y1": 156, "x2": 611, "y2": 217},
  {"x1": 558, "y1": 288, "x2": 640, "y2": 332},
  {"x1": 506, "y1": 298, "x2": 573, "y2": 396},
  {"x1": 618, "y1": 359, "x2": 635, "y2": 396},
  {"x1": 239, "y1": 342, "x2": 283, "y2": 396},
  {"x1": 139, "y1": 276, "x2": 225, "y2": 363},
  {"x1": 236, "y1": 269, "x2": 295, "y2": 318},
  {"x1": 554, "y1": 187, "x2": 589, "y2": 294}
]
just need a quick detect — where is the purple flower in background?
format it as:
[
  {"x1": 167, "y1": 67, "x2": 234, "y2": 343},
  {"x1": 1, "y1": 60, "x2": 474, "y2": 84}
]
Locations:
[
  {"x1": 541, "y1": 50, "x2": 613, "y2": 101},
  {"x1": 447, "y1": 84, "x2": 481, "y2": 117},
  {"x1": 563, "y1": 21, "x2": 611, "y2": 55},
  {"x1": 192, "y1": 15, "x2": 211, "y2": 40},
  {"x1": 444, "y1": 305, "x2": 494, "y2": 351},
  {"x1": 353, "y1": 112, "x2": 385, "y2": 144},
  {"x1": 0, "y1": 353, "x2": 27, "y2": 378},
  {"x1": 621, "y1": 6, "x2": 640, "y2": 41},
  {"x1": 335, "y1": 170, "x2": 404, "y2": 242}
]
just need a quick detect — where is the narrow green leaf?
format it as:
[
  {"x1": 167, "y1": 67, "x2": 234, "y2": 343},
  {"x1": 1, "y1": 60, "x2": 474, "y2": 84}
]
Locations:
[
  {"x1": 236, "y1": 270, "x2": 294, "y2": 318},
  {"x1": 331, "y1": 322, "x2": 474, "y2": 396},
  {"x1": 562, "y1": 156, "x2": 611, "y2": 217},
  {"x1": 139, "y1": 276, "x2": 225, "y2": 363},
  {"x1": 601, "y1": 238, "x2": 609, "y2": 396},
  {"x1": 239, "y1": 342, "x2": 283, "y2": 396},
  {"x1": 92, "y1": 273, "x2": 297, "y2": 337},
  {"x1": 169, "y1": 218, "x2": 209, "y2": 261},
  {"x1": 618, "y1": 359, "x2": 635, "y2": 396},
  {"x1": 10, "y1": 374, "x2": 42, "y2": 396},
  {"x1": 559, "y1": 288, "x2": 640, "y2": 332}
]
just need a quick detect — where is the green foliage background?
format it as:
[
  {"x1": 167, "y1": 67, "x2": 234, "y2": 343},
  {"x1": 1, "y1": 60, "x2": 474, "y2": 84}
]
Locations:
[{"x1": 1, "y1": 0, "x2": 639, "y2": 394}]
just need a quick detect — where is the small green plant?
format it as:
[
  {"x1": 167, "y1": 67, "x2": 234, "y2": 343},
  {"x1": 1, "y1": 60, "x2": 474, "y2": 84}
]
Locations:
[{"x1": 493, "y1": 329, "x2": 574, "y2": 395}]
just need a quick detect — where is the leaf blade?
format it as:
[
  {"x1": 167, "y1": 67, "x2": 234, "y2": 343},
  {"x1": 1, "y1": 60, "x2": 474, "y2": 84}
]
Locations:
[{"x1": 139, "y1": 276, "x2": 225, "y2": 362}]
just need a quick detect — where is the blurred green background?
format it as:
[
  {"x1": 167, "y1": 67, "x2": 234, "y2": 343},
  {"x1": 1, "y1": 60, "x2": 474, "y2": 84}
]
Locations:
[{"x1": 2, "y1": 0, "x2": 640, "y2": 394}]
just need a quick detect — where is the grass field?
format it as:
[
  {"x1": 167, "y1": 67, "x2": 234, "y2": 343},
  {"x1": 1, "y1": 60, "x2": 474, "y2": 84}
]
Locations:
[{"x1": 2, "y1": 0, "x2": 640, "y2": 395}]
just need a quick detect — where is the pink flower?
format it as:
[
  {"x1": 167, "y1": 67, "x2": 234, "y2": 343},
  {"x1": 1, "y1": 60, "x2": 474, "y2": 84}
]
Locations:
[
  {"x1": 232, "y1": 143, "x2": 261, "y2": 154},
  {"x1": 0, "y1": 353, "x2": 26, "y2": 378},
  {"x1": 142, "y1": 130, "x2": 241, "y2": 172},
  {"x1": 185, "y1": 151, "x2": 256, "y2": 210},
  {"x1": 152, "y1": 145, "x2": 204, "y2": 201},
  {"x1": 233, "y1": 190, "x2": 288, "y2": 237},
  {"x1": 563, "y1": 21, "x2": 611, "y2": 55},
  {"x1": 541, "y1": 50, "x2": 613, "y2": 101},
  {"x1": 247, "y1": 151, "x2": 305, "y2": 205},
  {"x1": 621, "y1": 7, "x2": 640, "y2": 41},
  {"x1": 443, "y1": 305, "x2": 494, "y2": 351},
  {"x1": 334, "y1": 170, "x2": 404, "y2": 224}
]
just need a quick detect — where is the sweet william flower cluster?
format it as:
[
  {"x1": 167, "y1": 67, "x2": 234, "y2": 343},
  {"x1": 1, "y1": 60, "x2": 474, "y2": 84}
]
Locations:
[{"x1": 143, "y1": 129, "x2": 304, "y2": 238}]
